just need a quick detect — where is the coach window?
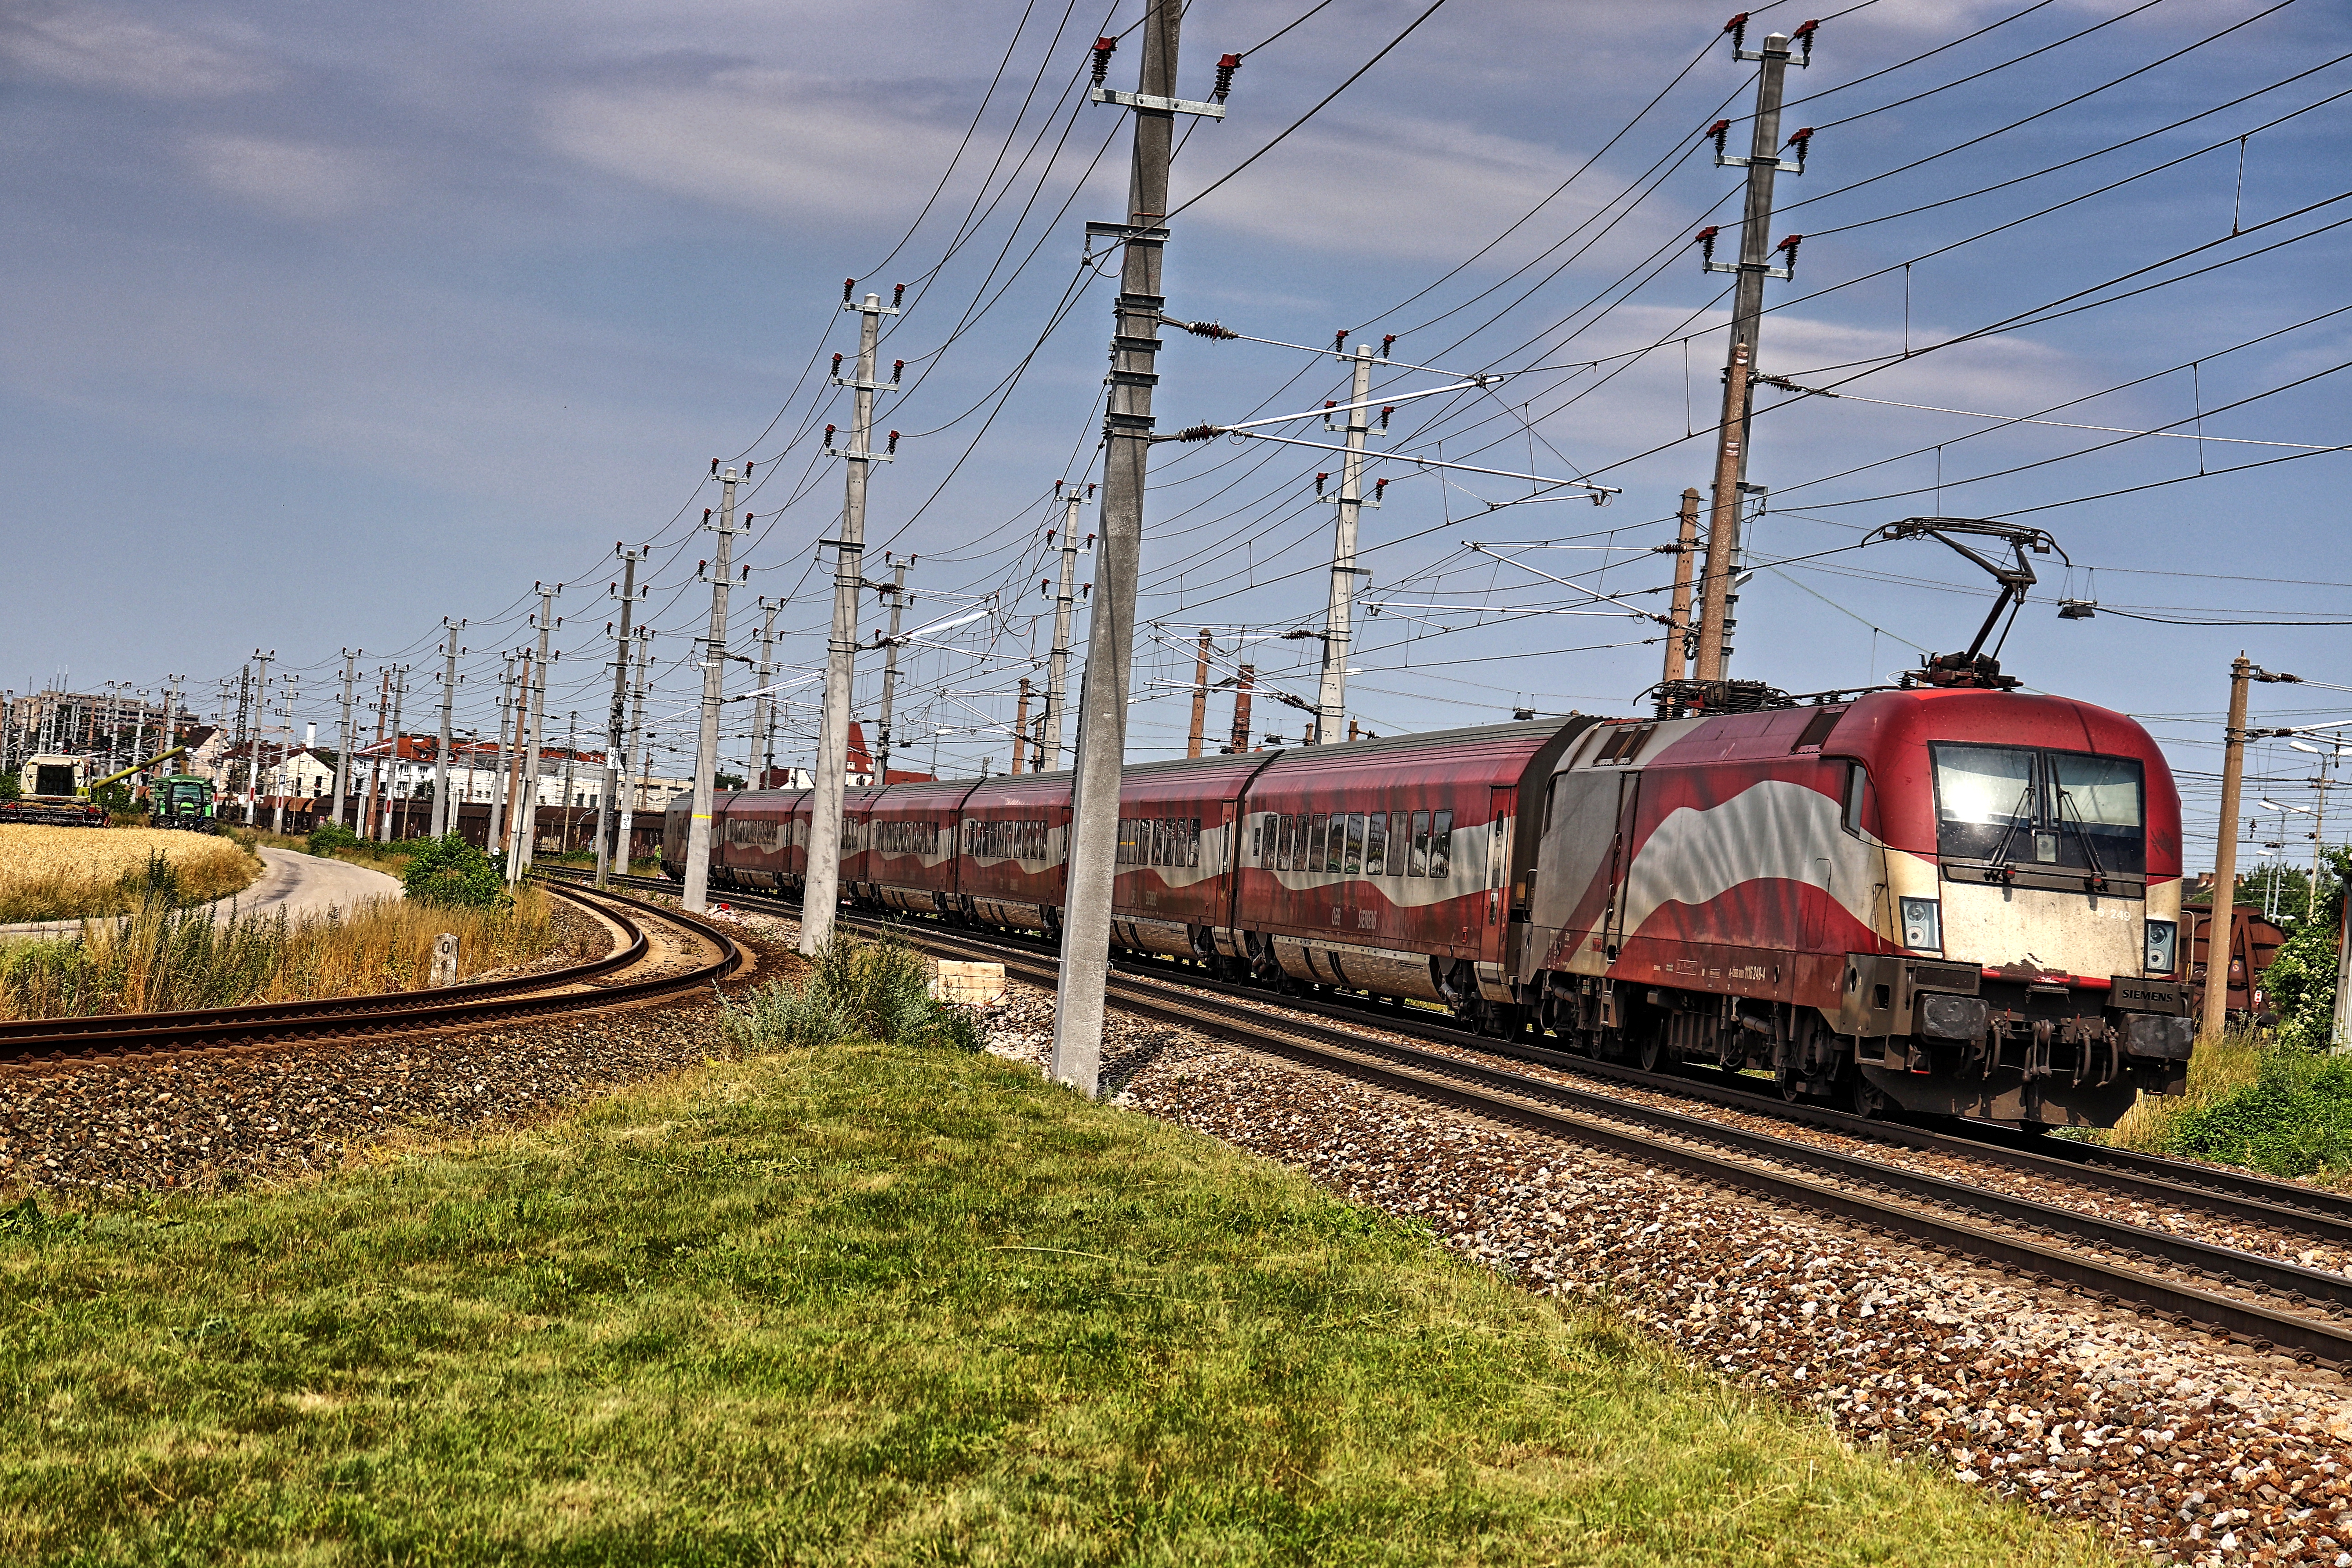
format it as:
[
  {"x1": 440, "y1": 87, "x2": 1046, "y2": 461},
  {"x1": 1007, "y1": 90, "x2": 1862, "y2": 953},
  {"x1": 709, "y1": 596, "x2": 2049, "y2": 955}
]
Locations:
[
  {"x1": 1343, "y1": 814, "x2": 1366, "y2": 875},
  {"x1": 1429, "y1": 809, "x2": 1454, "y2": 879},
  {"x1": 1364, "y1": 811, "x2": 1387, "y2": 876},
  {"x1": 1187, "y1": 817, "x2": 1202, "y2": 867},
  {"x1": 1408, "y1": 809, "x2": 1431, "y2": 877},
  {"x1": 1317, "y1": 815, "x2": 1337, "y2": 874}
]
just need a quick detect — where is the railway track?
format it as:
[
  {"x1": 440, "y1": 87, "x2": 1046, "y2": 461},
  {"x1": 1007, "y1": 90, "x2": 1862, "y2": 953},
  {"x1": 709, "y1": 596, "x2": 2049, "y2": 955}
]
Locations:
[
  {"x1": 0, "y1": 882, "x2": 747, "y2": 1066},
  {"x1": 593, "y1": 869, "x2": 2352, "y2": 1368}
]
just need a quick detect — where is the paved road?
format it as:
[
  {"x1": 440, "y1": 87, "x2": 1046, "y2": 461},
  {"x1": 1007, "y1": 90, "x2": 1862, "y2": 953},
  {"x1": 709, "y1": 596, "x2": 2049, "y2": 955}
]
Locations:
[{"x1": 0, "y1": 845, "x2": 401, "y2": 940}]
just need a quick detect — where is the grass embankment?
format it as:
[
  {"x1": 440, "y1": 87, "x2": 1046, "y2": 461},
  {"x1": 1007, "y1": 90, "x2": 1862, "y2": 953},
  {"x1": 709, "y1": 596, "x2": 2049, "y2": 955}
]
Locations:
[
  {"x1": 0, "y1": 1036, "x2": 2113, "y2": 1564},
  {"x1": 0, "y1": 826, "x2": 260, "y2": 924},
  {"x1": 2108, "y1": 1030, "x2": 2352, "y2": 1183},
  {"x1": 0, "y1": 884, "x2": 555, "y2": 1020}
]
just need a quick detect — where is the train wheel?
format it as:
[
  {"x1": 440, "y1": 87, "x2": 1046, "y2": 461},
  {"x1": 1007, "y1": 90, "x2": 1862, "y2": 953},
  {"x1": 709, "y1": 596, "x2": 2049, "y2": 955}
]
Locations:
[
  {"x1": 1844, "y1": 1071, "x2": 1889, "y2": 1120},
  {"x1": 1637, "y1": 1031, "x2": 1671, "y2": 1075}
]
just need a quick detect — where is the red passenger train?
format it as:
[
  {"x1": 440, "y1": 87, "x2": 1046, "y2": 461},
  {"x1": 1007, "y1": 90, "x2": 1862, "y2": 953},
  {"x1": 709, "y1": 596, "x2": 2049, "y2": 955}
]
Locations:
[{"x1": 666, "y1": 687, "x2": 2192, "y2": 1128}]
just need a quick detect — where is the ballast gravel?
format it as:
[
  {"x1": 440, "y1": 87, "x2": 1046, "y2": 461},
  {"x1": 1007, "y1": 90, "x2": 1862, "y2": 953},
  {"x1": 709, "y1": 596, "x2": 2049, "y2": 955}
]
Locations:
[{"x1": 0, "y1": 906, "x2": 781, "y2": 1194}]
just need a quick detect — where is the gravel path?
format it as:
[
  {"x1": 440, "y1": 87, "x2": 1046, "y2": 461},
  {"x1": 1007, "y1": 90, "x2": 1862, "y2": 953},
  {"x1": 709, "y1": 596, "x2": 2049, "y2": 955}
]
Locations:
[{"x1": 0, "y1": 845, "x2": 401, "y2": 940}]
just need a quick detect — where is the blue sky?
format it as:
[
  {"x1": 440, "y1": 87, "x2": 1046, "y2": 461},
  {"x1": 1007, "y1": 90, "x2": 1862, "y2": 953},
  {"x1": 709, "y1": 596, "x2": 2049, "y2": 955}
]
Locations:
[{"x1": 4, "y1": 0, "x2": 2347, "y2": 865}]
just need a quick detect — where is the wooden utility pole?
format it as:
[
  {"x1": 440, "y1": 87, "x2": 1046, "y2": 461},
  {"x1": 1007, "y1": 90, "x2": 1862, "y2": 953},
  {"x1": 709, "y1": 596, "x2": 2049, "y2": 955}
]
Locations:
[
  {"x1": 1692, "y1": 23, "x2": 1810, "y2": 681},
  {"x1": 1693, "y1": 341, "x2": 1751, "y2": 683},
  {"x1": 1661, "y1": 488, "x2": 1700, "y2": 688},
  {"x1": 2203, "y1": 655, "x2": 2253, "y2": 1042},
  {"x1": 1186, "y1": 628, "x2": 1212, "y2": 757},
  {"x1": 1228, "y1": 664, "x2": 1255, "y2": 755},
  {"x1": 1055, "y1": 0, "x2": 1194, "y2": 1095},
  {"x1": 1012, "y1": 679, "x2": 1033, "y2": 774}
]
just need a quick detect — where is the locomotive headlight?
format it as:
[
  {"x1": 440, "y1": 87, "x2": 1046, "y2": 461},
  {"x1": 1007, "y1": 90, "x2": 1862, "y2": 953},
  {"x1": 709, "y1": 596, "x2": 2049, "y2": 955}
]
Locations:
[
  {"x1": 2145, "y1": 918, "x2": 2178, "y2": 975},
  {"x1": 1898, "y1": 897, "x2": 1942, "y2": 953}
]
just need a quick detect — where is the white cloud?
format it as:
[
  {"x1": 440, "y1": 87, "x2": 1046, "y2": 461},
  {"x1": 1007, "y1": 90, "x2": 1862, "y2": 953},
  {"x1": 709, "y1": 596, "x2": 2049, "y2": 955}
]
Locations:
[
  {"x1": 1178, "y1": 113, "x2": 1664, "y2": 266},
  {"x1": 184, "y1": 134, "x2": 381, "y2": 218},
  {"x1": 2, "y1": 5, "x2": 277, "y2": 98},
  {"x1": 539, "y1": 67, "x2": 983, "y2": 223}
]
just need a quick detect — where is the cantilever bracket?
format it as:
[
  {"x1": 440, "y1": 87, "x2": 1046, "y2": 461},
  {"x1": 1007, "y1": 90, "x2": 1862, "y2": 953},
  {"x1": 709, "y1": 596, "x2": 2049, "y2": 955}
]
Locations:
[
  {"x1": 1089, "y1": 86, "x2": 1226, "y2": 118},
  {"x1": 1704, "y1": 258, "x2": 1794, "y2": 280}
]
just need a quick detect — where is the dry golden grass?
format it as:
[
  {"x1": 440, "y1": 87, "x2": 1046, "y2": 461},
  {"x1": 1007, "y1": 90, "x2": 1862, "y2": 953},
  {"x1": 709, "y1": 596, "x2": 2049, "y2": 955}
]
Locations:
[
  {"x1": 0, "y1": 826, "x2": 259, "y2": 924},
  {"x1": 0, "y1": 885, "x2": 566, "y2": 1020},
  {"x1": 2102, "y1": 1027, "x2": 2263, "y2": 1153}
]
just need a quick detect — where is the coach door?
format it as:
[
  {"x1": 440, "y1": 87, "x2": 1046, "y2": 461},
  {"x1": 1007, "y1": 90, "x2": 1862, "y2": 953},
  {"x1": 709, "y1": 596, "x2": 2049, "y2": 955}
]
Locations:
[{"x1": 1600, "y1": 772, "x2": 1642, "y2": 964}]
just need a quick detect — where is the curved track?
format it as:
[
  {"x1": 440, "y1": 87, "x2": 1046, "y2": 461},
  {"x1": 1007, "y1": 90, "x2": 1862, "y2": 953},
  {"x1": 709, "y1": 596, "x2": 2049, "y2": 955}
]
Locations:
[
  {"x1": 595, "y1": 869, "x2": 2352, "y2": 1368},
  {"x1": 0, "y1": 882, "x2": 746, "y2": 1066}
]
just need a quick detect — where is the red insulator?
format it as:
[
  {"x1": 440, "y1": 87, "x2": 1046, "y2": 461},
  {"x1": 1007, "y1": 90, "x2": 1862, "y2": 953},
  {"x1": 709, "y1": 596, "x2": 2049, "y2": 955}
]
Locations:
[
  {"x1": 887, "y1": 430, "x2": 900, "y2": 455},
  {"x1": 1381, "y1": 333, "x2": 1395, "y2": 357},
  {"x1": 824, "y1": 425, "x2": 836, "y2": 448},
  {"x1": 1708, "y1": 120, "x2": 1732, "y2": 158},
  {"x1": 1315, "y1": 473, "x2": 1328, "y2": 496},
  {"x1": 891, "y1": 359, "x2": 904, "y2": 383},
  {"x1": 1214, "y1": 53, "x2": 1241, "y2": 102},
  {"x1": 831, "y1": 352, "x2": 843, "y2": 377},
  {"x1": 842, "y1": 278, "x2": 855, "y2": 302},
  {"x1": 892, "y1": 282, "x2": 905, "y2": 307},
  {"x1": 1091, "y1": 36, "x2": 1117, "y2": 87}
]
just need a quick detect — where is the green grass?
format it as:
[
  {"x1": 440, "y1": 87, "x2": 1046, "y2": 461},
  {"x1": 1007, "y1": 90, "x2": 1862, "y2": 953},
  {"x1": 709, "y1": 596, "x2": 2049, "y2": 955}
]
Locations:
[{"x1": 0, "y1": 1041, "x2": 2119, "y2": 1566}]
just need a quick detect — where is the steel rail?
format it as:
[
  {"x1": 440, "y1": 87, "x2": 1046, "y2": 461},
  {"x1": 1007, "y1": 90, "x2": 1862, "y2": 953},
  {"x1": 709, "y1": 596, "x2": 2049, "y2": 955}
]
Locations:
[
  {"x1": 605, "y1": 872, "x2": 2352, "y2": 1364},
  {"x1": 0, "y1": 883, "x2": 745, "y2": 1064},
  {"x1": 614, "y1": 869, "x2": 2352, "y2": 1240}
]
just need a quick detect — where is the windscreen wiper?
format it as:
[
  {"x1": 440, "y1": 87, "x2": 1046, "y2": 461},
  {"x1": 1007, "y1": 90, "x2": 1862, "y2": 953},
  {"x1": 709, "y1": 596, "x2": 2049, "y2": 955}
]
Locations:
[
  {"x1": 1982, "y1": 781, "x2": 2036, "y2": 880},
  {"x1": 2056, "y1": 788, "x2": 2108, "y2": 891}
]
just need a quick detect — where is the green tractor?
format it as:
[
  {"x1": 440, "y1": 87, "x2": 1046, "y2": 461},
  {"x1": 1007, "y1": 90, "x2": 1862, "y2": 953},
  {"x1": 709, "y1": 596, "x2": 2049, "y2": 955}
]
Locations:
[{"x1": 150, "y1": 773, "x2": 219, "y2": 833}]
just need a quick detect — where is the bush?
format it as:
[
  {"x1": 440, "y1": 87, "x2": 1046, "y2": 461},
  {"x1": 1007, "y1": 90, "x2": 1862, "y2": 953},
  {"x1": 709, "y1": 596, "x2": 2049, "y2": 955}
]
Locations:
[
  {"x1": 2164, "y1": 1045, "x2": 2352, "y2": 1180},
  {"x1": 305, "y1": 822, "x2": 361, "y2": 857},
  {"x1": 2265, "y1": 917, "x2": 2344, "y2": 1052},
  {"x1": 399, "y1": 835, "x2": 507, "y2": 911},
  {"x1": 0, "y1": 773, "x2": 17, "y2": 802},
  {"x1": 719, "y1": 933, "x2": 984, "y2": 1054}
]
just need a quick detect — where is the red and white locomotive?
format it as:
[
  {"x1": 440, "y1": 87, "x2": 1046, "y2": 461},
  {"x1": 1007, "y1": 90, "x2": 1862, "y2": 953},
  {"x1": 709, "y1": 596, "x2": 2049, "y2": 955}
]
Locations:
[{"x1": 666, "y1": 680, "x2": 2190, "y2": 1127}]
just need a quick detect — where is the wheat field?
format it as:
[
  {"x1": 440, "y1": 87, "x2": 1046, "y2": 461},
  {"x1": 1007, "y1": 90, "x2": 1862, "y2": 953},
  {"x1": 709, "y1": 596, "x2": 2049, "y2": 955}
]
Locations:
[
  {"x1": 0, "y1": 826, "x2": 260, "y2": 923},
  {"x1": 0, "y1": 885, "x2": 563, "y2": 1019}
]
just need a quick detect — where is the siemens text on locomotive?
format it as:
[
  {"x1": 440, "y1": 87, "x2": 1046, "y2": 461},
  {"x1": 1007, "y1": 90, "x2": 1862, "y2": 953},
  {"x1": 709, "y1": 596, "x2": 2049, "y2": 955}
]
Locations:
[{"x1": 666, "y1": 687, "x2": 2192, "y2": 1128}]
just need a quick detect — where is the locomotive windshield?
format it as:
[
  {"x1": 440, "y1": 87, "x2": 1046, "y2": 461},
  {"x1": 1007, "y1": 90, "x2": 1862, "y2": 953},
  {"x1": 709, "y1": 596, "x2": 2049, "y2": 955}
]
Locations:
[{"x1": 1931, "y1": 743, "x2": 2145, "y2": 876}]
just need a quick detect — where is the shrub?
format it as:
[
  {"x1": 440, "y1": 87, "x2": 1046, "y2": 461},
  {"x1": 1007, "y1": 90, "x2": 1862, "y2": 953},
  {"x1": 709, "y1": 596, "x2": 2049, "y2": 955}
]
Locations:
[
  {"x1": 2164, "y1": 1045, "x2": 2352, "y2": 1180},
  {"x1": 719, "y1": 933, "x2": 984, "y2": 1054},
  {"x1": 306, "y1": 822, "x2": 361, "y2": 857},
  {"x1": 0, "y1": 773, "x2": 18, "y2": 802},
  {"x1": 400, "y1": 835, "x2": 507, "y2": 910}
]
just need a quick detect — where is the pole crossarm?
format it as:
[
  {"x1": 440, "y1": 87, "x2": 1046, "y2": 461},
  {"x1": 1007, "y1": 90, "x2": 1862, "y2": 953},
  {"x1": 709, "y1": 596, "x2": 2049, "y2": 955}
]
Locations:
[{"x1": 1183, "y1": 377, "x2": 1499, "y2": 437}]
